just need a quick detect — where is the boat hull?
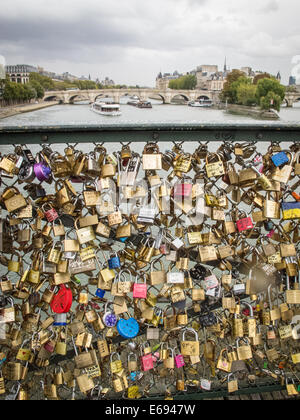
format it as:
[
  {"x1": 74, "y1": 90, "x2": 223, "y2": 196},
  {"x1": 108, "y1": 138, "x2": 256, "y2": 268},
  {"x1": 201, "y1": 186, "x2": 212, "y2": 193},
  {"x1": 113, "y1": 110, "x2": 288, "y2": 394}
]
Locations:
[{"x1": 90, "y1": 105, "x2": 121, "y2": 116}]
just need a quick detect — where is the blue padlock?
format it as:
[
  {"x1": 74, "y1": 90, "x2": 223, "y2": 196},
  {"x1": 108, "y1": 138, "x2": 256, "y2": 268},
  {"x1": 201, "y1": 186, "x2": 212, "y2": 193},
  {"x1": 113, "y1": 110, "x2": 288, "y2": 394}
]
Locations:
[
  {"x1": 117, "y1": 316, "x2": 139, "y2": 339},
  {"x1": 108, "y1": 252, "x2": 121, "y2": 270},
  {"x1": 130, "y1": 372, "x2": 138, "y2": 381},
  {"x1": 95, "y1": 288, "x2": 106, "y2": 298},
  {"x1": 271, "y1": 151, "x2": 289, "y2": 167}
]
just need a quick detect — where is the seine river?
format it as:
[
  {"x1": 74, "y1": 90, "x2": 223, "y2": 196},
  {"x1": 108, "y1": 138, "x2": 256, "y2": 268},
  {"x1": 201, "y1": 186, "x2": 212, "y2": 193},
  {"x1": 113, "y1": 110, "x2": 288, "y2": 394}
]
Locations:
[{"x1": 0, "y1": 100, "x2": 300, "y2": 126}]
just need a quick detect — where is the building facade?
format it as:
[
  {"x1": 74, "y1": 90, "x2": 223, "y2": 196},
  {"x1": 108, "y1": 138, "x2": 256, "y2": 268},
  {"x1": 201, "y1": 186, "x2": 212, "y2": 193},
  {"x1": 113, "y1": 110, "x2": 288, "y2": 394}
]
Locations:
[
  {"x1": 5, "y1": 64, "x2": 38, "y2": 84},
  {"x1": 196, "y1": 64, "x2": 227, "y2": 91},
  {"x1": 156, "y1": 71, "x2": 183, "y2": 89}
]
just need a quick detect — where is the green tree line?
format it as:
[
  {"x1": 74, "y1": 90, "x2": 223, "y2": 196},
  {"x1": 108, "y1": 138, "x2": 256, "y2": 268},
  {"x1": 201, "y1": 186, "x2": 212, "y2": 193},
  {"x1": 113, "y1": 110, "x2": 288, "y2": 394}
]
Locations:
[
  {"x1": 221, "y1": 70, "x2": 286, "y2": 112},
  {"x1": 169, "y1": 74, "x2": 197, "y2": 90},
  {"x1": 0, "y1": 72, "x2": 138, "y2": 105}
]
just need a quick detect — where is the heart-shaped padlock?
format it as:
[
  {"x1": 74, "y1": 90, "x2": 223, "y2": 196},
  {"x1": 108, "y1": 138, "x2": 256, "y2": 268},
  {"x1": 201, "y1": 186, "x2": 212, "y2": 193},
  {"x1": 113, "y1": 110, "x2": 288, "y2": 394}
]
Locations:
[
  {"x1": 117, "y1": 317, "x2": 139, "y2": 339},
  {"x1": 50, "y1": 285, "x2": 73, "y2": 314}
]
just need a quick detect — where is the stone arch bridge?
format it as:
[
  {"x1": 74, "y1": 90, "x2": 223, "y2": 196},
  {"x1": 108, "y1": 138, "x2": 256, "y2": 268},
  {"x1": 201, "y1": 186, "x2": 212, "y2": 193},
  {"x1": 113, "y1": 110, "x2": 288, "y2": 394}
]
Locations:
[
  {"x1": 44, "y1": 88, "x2": 300, "y2": 107},
  {"x1": 283, "y1": 91, "x2": 300, "y2": 107},
  {"x1": 43, "y1": 88, "x2": 221, "y2": 105}
]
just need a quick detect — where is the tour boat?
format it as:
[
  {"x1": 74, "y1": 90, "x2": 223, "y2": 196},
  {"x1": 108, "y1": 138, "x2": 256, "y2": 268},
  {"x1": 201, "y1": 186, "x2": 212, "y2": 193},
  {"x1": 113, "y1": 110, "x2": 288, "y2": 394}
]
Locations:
[
  {"x1": 188, "y1": 99, "x2": 213, "y2": 108},
  {"x1": 91, "y1": 102, "x2": 121, "y2": 116}
]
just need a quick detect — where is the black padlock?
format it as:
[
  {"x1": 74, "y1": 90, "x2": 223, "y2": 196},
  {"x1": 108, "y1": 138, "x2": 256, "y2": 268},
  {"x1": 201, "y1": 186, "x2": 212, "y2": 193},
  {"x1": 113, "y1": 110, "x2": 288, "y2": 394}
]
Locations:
[
  {"x1": 199, "y1": 312, "x2": 217, "y2": 328},
  {"x1": 264, "y1": 220, "x2": 274, "y2": 231},
  {"x1": 22, "y1": 148, "x2": 36, "y2": 165}
]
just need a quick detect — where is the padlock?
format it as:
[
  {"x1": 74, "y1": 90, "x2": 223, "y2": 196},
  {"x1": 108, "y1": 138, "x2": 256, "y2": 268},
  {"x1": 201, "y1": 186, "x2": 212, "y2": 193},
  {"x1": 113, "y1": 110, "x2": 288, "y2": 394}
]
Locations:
[
  {"x1": 142, "y1": 143, "x2": 162, "y2": 170},
  {"x1": 174, "y1": 348, "x2": 185, "y2": 368},
  {"x1": 75, "y1": 217, "x2": 96, "y2": 245},
  {"x1": 108, "y1": 252, "x2": 121, "y2": 270},
  {"x1": 163, "y1": 305, "x2": 177, "y2": 330},
  {"x1": 140, "y1": 346, "x2": 154, "y2": 372},
  {"x1": 180, "y1": 328, "x2": 200, "y2": 356},
  {"x1": 117, "y1": 312, "x2": 139, "y2": 339},
  {"x1": 128, "y1": 352, "x2": 138, "y2": 372},
  {"x1": 102, "y1": 302, "x2": 117, "y2": 327},
  {"x1": 133, "y1": 274, "x2": 147, "y2": 299}
]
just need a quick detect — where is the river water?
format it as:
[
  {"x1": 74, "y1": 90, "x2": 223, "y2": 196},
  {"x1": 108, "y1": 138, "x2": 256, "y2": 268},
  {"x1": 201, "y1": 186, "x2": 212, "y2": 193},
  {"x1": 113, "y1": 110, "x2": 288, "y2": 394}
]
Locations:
[{"x1": 0, "y1": 100, "x2": 300, "y2": 127}]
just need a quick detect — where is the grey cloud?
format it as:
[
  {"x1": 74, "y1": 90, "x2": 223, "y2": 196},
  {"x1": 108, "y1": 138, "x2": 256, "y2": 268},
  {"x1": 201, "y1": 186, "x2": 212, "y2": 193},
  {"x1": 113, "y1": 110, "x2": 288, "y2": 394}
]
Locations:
[
  {"x1": 0, "y1": 0, "x2": 297, "y2": 85},
  {"x1": 260, "y1": 0, "x2": 279, "y2": 13}
]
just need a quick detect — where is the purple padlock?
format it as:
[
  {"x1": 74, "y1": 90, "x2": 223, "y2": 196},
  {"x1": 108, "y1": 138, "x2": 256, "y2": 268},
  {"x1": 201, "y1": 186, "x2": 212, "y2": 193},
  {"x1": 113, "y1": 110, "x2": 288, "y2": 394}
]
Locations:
[
  {"x1": 103, "y1": 303, "x2": 117, "y2": 327},
  {"x1": 34, "y1": 162, "x2": 51, "y2": 182}
]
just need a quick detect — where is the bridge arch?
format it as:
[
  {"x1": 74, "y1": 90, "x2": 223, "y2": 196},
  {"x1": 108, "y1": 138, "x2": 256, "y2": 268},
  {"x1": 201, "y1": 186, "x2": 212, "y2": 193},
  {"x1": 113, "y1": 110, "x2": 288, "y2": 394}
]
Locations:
[
  {"x1": 68, "y1": 94, "x2": 90, "y2": 104},
  {"x1": 44, "y1": 95, "x2": 64, "y2": 103},
  {"x1": 152, "y1": 94, "x2": 166, "y2": 104},
  {"x1": 282, "y1": 98, "x2": 289, "y2": 107},
  {"x1": 170, "y1": 93, "x2": 190, "y2": 103},
  {"x1": 93, "y1": 93, "x2": 116, "y2": 102},
  {"x1": 120, "y1": 92, "x2": 141, "y2": 103},
  {"x1": 197, "y1": 95, "x2": 211, "y2": 101}
]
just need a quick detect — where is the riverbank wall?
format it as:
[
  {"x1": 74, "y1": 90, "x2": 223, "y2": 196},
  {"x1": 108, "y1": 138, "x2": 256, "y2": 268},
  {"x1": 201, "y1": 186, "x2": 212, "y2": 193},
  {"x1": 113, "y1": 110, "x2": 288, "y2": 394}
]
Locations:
[
  {"x1": 225, "y1": 104, "x2": 279, "y2": 120},
  {"x1": 0, "y1": 101, "x2": 59, "y2": 120}
]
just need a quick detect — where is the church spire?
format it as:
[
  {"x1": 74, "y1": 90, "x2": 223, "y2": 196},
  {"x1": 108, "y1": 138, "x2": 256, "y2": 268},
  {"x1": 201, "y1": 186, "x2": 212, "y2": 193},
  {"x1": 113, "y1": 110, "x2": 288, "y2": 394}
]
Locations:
[{"x1": 224, "y1": 57, "x2": 227, "y2": 73}]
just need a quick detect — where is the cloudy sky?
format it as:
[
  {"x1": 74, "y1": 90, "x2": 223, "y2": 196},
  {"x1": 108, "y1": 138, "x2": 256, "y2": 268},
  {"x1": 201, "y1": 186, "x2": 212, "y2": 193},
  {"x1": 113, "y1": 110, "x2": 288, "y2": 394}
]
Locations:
[{"x1": 0, "y1": 0, "x2": 299, "y2": 86}]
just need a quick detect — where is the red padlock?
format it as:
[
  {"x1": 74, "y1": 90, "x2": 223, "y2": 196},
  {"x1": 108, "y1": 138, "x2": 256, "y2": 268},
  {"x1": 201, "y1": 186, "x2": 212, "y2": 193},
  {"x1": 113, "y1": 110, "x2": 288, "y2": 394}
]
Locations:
[
  {"x1": 141, "y1": 353, "x2": 154, "y2": 372},
  {"x1": 133, "y1": 275, "x2": 147, "y2": 299},
  {"x1": 50, "y1": 285, "x2": 73, "y2": 314},
  {"x1": 236, "y1": 213, "x2": 253, "y2": 232}
]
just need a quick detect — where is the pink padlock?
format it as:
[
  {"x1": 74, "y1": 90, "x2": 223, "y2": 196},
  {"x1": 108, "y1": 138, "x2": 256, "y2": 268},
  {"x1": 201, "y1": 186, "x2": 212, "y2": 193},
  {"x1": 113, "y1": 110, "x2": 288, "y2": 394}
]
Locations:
[
  {"x1": 42, "y1": 203, "x2": 59, "y2": 223},
  {"x1": 174, "y1": 348, "x2": 185, "y2": 368},
  {"x1": 140, "y1": 345, "x2": 154, "y2": 372},
  {"x1": 133, "y1": 275, "x2": 147, "y2": 299}
]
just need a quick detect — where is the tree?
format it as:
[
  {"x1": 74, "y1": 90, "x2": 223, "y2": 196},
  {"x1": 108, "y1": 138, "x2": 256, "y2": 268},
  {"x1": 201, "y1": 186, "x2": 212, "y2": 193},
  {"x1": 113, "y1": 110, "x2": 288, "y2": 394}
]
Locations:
[
  {"x1": 237, "y1": 84, "x2": 257, "y2": 106},
  {"x1": 29, "y1": 80, "x2": 44, "y2": 99},
  {"x1": 73, "y1": 80, "x2": 98, "y2": 90},
  {"x1": 260, "y1": 91, "x2": 282, "y2": 112},
  {"x1": 256, "y1": 78, "x2": 285, "y2": 110},
  {"x1": 223, "y1": 76, "x2": 252, "y2": 104},
  {"x1": 253, "y1": 72, "x2": 271, "y2": 85},
  {"x1": 169, "y1": 74, "x2": 197, "y2": 90},
  {"x1": 29, "y1": 73, "x2": 54, "y2": 91},
  {"x1": 220, "y1": 70, "x2": 246, "y2": 103}
]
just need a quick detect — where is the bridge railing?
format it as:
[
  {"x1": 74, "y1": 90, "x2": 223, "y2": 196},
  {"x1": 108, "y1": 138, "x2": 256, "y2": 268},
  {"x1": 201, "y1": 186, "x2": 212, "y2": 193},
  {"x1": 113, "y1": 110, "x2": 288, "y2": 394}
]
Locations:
[{"x1": 0, "y1": 122, "x2": 299, "y2": 401}]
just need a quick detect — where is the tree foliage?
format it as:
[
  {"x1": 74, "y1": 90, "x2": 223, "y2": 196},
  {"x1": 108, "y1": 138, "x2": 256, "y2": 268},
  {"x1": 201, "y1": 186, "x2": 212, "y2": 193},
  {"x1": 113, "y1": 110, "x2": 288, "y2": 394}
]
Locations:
[
  {"x1": 256, "y1": 78, "x2": 285, "y2": 112},
  {"x1": 236, "y1": 84, "x2": 257, "y2": 106},
  {"x1": 256, "y1": 78, "x2": 285, "y2": 102},
  {"x1": 220, "y1": 70, "x2": 245, "y2": 103},
  {"x1": 260, "y1": 91, "x2": 282, "y2": 112},
  {"x1": 221, "y1": 69, "x2": 286, "y2": 112},
  {"x1": 2, "y1": 79, "x2": 36, "y2": 104},
  {"x1": 169, "y1": 74, "x2": 197, "y2": 90},
  {"x1": 29, "y1": 72, "x2": 55, "y2": 91}
]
